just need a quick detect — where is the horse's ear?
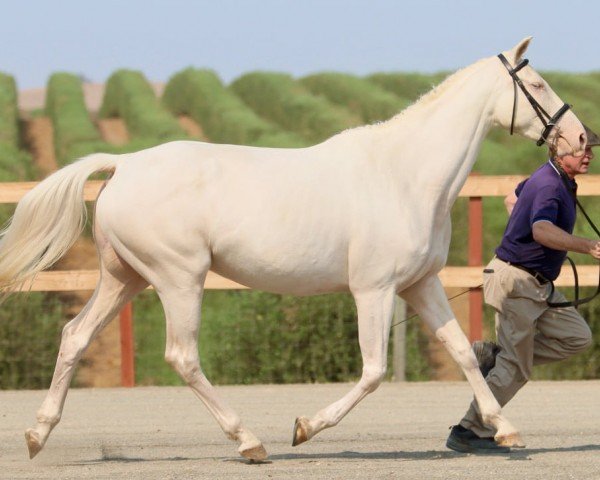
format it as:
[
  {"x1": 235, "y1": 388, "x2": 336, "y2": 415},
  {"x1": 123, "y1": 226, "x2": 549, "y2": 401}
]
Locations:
[{"x1": 505, "y1": 36, "x2": 533, "y2": 64}]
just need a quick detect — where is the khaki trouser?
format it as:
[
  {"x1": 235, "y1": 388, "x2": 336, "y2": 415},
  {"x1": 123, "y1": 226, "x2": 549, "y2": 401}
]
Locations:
[{"x1": 460, "y1": 257, "x2": 592, "y2": 437}]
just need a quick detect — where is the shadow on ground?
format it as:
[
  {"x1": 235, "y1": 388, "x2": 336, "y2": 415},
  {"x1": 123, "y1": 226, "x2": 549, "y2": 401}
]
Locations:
[{"x1": 67, "y1": 443, "x2": 600, "y2": 466}]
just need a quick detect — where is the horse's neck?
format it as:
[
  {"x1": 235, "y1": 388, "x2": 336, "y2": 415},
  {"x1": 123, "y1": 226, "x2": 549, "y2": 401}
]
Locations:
[{"x1": 376, "y1": 60, "x2": 497, "y2": 215}]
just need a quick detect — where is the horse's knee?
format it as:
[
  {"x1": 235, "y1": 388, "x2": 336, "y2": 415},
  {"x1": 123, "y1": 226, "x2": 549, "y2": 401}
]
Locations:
[
  {"x1": 360, "y1": 365, "x2": 386, "y2": 393},
  {"x1": 459, "y1": 348, "x2": 479, "y2": 370},
  {"x1": 434, "y1": 323, "x2": 478, "y2": 371},
  {"x1": 445, "y1": 342, "x2": 478, "y2": 371},
  {"x1": 438, "y1": 336, "x2": 479, "y2": 371}
]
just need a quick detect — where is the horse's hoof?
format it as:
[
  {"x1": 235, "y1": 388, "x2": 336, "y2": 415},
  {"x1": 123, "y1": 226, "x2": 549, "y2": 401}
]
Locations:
[
  {"x1": 495, "y1": 431, "x2": 525, "y2": 448},
  {"x1": 239, "y1": 442, "x2": 268, "y2": 462},
  {"x1": 25, "y1": 429, "x2": 43, "y2": 459},
  {"x1": 292, "y1": 416, "x2": 311, "y2": 446}
]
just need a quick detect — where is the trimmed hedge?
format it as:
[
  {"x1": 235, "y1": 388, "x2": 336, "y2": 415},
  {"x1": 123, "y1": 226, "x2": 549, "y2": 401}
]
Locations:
[
  {"x1": 0, "y1": 73, "x2": 34, "y2": 181},
  {"x1": 367, "y1": 72, "x2": 447, "y2": 103},
  {"x1": 45, "y1": 72, "x2": 180, "y2": 165},
  {"x1": 0, "y1": 73, "x2": 19, "y2": 147},
  {"x1": 301, "y1": 72, "x2": 410, "y2": 123},
  {"x1": 100, "y1": 69, "x2": 186, "y2": 140},
  {"x1": 0, "y1": 144, "x2": 34, "y2": 181},
  {"x1": 45, "y1": 73, "x2": 103, "y2": 165},
  {"x1": 230, "y1": 72, "x2": 361, "y2": 143},
  {"x1": 163, "y1": 68, "x2": 305, "y2": 147}
]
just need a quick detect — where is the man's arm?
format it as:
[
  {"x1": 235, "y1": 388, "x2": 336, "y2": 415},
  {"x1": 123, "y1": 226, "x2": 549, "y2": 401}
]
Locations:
[{"x1": 532, "y1": 221, "x2": 600, "y2": 259}]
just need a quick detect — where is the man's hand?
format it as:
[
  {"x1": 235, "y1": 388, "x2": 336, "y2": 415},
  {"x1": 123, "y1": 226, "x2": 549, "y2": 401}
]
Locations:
[{"x1": 588, "y1": 240, "x2": 600, "y2": 260}]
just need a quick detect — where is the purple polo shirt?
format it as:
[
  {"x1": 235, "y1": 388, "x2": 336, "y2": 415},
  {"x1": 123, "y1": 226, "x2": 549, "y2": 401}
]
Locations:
[{"x1": 495, "y1": 160, "x2": 577, "y2": 281}]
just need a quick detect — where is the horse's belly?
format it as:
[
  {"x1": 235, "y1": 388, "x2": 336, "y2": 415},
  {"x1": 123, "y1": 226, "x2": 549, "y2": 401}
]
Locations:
[{"x1": 210, "y1": 244, "x2": 349, "y2": 296}]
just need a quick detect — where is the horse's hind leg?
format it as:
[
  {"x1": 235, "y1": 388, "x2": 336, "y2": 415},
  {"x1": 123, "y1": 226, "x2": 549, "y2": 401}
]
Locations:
[
  {"x1": 25, "y1": 235, "x2": 148, "y2": 459},
  {"x1": 157, "y1": 279, "x2": 267, "y2": 461},
  {"x1": 401, "y1": 274, "x2": 524, "y2": 448}
]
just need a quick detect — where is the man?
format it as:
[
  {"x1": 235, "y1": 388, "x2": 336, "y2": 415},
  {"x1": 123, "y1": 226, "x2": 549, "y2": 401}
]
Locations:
[{"x1": 446, "y1": 126, "x2": 600, "y2": 453}]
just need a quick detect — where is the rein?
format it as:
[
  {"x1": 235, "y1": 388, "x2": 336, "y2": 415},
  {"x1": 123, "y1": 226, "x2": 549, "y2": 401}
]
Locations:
[{"x1": 497, "y1": 53, "x2": 571, "y2": 147}]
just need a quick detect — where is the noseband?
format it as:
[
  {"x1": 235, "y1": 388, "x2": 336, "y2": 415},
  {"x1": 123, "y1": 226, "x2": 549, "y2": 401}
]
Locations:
[{"x1": 498, "y1": 53, "x2": 571, "y2": 147}]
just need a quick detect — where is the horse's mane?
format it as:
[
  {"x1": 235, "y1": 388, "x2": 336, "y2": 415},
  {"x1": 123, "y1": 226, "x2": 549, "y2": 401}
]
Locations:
[
  {"x1": 333, "y1": 58, "x2": 490, "y2": 139},
  {"x1": 413, "y1": 59, "x2": 488, "y2": 107}
]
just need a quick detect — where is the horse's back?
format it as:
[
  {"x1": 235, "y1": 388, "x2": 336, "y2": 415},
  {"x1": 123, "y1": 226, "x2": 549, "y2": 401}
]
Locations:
[{"x1": 95, "y1": 141, "x2": 357, "y2": 294}]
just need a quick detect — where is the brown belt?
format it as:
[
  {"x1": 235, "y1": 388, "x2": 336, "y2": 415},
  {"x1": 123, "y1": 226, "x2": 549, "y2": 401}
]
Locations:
[{"x1": 497, "y1": 257, "x2": 550, "y2": 284}]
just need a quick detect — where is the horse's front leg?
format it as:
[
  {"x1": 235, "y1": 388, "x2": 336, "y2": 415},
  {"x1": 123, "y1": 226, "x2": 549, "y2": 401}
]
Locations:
[
  {"x1": 401, "y1": 274, "x2": 524, "y2": 447},
  {"x1": 293, "y1": 287, "x2": 396, "y2": 445}
]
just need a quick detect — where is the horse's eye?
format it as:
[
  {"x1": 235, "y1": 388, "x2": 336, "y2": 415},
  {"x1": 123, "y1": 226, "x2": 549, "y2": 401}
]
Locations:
[{"x1": 531, "y1": 82, "x2": 543, "y2": 90}]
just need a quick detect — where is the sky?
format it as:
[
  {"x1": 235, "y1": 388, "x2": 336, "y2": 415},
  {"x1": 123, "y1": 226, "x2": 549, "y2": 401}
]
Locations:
[{"x1": 2, "y1": 0, "x2": 600, "y2": 90}]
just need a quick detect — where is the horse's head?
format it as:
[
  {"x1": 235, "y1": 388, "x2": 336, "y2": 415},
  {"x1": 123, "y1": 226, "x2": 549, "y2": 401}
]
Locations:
[{"x1": 493, "y1": 37, "x2": 586, "y2": 157}]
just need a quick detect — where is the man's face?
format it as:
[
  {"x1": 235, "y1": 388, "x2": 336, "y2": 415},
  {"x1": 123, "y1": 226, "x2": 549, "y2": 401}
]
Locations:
[{"x1": 558, "y1": 146, "x2": 594, "y2": 178}]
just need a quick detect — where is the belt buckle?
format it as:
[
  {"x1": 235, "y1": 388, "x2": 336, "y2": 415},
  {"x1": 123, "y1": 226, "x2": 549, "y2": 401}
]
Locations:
[{"x1": 533, "y1": 271, "x2": 548, "y2": 284}]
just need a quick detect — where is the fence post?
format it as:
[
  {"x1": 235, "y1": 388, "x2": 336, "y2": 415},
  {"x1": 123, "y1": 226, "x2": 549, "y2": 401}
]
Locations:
[
  {"x1": 119, "y1": 302, "x2": 135, "y2": 387},
  {"x1": 392, "y1": 296, "x2": 407, "y2": 382},
  {"x1": 468, "y1": 187, "x2": 483, "y2": 342}
]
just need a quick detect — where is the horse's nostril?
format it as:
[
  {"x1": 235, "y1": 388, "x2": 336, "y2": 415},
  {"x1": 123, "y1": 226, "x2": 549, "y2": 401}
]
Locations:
[{"x1": 580, "y1": 133, "x2": 587, "y2": 147}]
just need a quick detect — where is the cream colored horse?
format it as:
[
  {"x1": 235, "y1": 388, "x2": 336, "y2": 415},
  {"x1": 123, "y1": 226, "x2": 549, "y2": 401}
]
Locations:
[{"x1": 0, "y1": 38, "x2": 586, "y2": 461}]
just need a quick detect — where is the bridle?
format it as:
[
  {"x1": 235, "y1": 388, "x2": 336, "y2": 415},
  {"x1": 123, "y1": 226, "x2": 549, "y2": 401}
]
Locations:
[{"x1": 497, "y1": 53, "x2": 571, "y2": 147}]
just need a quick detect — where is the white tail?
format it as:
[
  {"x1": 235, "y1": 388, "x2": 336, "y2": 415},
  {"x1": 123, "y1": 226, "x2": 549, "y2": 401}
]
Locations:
[{"x1": 0, "y1": 153, "x2": 118, "y2": 291}]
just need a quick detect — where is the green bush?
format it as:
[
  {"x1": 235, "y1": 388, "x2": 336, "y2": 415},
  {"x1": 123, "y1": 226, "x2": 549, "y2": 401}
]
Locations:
[
  {"x1": 0, "y1": 143, "x2": 35, "y2": 182},
  {"x1": 163, "y1": 68, "x2": 305, "y2": 147},
  {"x1": 367, "y1": 72, "x2": 448, "y2": 103},
  {"x1": 230, "y1": 72, "x2": 361, "y2": 143},
  {"x1": 0, "y1": 293, "x2": 66, "y2": 389},
  {"x1": 0, "y1": 72, "x2": 19, "y2": 147},
  {"x1": 100, "y1": 69, "x2": 186, "y2": 140},
  {"x1": 0, "y1": 73, "x2": 34, "y2": 181},
  {"x1": 45, "y1": 73, "x2": 102, "y2": 165},
  {"x1": 301, "y1": 72, "x2": 410, "y2": 123}
]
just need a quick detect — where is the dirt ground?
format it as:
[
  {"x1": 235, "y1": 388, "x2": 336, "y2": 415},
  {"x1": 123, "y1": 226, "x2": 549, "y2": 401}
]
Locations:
[
  {"x1": 96, "y1": 118, "x2": 129, "y2": 146},
  {"x1": 1, "y1": 381, "x2": 599, "y2": 480},
  {"x1": 178, "y1": 115, "x2": 208, "y2": 140},
  {"x1": 23, "y1": 116, "x2": 58, "y2": 175}
]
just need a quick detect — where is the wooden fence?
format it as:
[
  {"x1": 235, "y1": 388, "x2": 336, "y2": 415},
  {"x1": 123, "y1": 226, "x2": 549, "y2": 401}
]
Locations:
[{"x1": 2, "y1": 175, "x2": 600, "y2": 385}]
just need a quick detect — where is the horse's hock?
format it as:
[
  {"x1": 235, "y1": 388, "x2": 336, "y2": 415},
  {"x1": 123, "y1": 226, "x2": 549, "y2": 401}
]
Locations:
[{"x1": 52, "y1": 239, "x2": 122, "y2": 387}]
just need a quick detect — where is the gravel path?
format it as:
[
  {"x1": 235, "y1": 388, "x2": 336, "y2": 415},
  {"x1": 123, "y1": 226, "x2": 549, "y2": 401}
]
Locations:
[{"x1": 2, "y1": 381, "x2": 599, "y2": 479}]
